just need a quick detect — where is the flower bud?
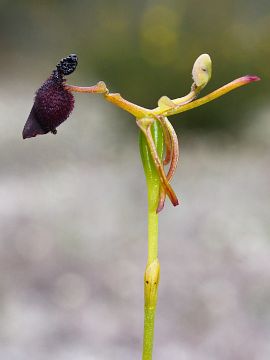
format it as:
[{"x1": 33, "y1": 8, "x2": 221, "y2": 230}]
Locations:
[{"x1": 192, "y1": 53, "x2": 212, "y2": 89}]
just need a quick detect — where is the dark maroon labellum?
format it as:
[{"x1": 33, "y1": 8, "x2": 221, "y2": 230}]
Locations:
[{"x1": 23, "y1": 54, "x2": 78, "y2": 139}]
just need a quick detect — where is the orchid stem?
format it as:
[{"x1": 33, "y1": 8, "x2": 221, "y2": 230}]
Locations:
[
  {"x1": 142, "y1": 209, "x2": 160, "y2": 360},
  {"x1": 140, "y1": 121, "x2": 163, "y2": 360}
]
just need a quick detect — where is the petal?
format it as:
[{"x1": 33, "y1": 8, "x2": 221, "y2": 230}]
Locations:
[{"x1": 162, "y1": 75, "x2": 261, "y2": 117}]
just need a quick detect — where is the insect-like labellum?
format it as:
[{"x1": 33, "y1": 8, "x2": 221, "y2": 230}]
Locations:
[{"x1": 22, "y1": 54, "x2": 78, "y2": 139}]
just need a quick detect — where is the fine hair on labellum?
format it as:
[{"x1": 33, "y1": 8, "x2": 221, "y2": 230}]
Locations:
[{"x1": 22, "y1": 54, "x2": 78, "y2": 139}]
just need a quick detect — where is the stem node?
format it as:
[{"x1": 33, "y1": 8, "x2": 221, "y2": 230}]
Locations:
[{"x1": 145, "y1": 259, "x2": 160, "y2": 309}]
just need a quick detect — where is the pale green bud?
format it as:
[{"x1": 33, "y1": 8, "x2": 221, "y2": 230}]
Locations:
[{"x1": 192, "y1": 53, "x2": 212, "y2": 88}]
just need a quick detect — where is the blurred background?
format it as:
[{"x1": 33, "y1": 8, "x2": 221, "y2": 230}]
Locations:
[{"x1": 0, "y1": 1, "x2": 270, "y2": 359}]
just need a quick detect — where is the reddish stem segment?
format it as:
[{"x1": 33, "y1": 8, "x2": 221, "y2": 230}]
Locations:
[
  {"x1": 65, "y1": 81, "x2": 108, "y2": 94},
  {"x1": 159, "y1": 118, "x2": 172, "y2": 166},
  {"x1": 156, "y1": 116, "x2": 180, "y2": 213}
]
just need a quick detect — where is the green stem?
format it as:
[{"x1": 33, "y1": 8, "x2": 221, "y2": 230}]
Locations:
[
  {"x1": 143, "y1": 308, "x2": 156, "y2": 360},
  {"x1": 147, "y1": 209, "x2": 158, "y2": 264},
  {"x1": 139, "y1": 120, "x2": 164, "y2": 360}
]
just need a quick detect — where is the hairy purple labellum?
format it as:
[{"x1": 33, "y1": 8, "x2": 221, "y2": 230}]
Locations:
[{"x1": 23, "y1": 54, "x2": 78, "y2": 139}]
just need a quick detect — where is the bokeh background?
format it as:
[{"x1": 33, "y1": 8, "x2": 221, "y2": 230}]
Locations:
[{"x1": 1, "y1": 1, "x2": 270, "y2": 359}]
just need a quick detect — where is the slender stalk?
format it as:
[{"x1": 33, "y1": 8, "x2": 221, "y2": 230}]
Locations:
[
  {"x1": 142, "y1": 216, "x2": 160, "y2": 360},
  {"x1": 105, "y1": 92, "x2": 150, "y2": 118},
  {"x1": 64, "y1": 81, "x2": 108, "y2": 94},
  {"x1": 143, "y1": 304, "x2": 158, "y2": 360},
  {"x1": 140, "y1": 121, "x2": 163, "y2": 360},
  {"x1": 147, "y1": 208, "x2": 159, "y2": 264}
]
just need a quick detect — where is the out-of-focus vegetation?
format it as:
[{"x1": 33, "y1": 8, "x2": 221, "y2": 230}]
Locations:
[{"x1": 0, "y1": 0, "x2": 268, "y2": 132}]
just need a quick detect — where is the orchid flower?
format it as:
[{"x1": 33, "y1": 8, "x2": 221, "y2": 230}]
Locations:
[
  {"x1": 23, "y1": 53, "x2": 260, "y2": 360},
  {"x1": 103, "y1": 54, "x2": 260, "y2": 212},
  {"x1": 24, "y1": 53, "x2": 260, "y2": 212},
  {"x1": 23, "y1": 53, "x2": 260, "y2": 214}
]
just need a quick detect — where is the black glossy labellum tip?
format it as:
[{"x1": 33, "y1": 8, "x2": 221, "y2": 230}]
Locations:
[{"x1": 57, "y1": 54, "x2": 78, "y2": 76}]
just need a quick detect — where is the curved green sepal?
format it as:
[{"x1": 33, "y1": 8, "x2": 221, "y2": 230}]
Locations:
[
  {"x1": 139, "y1": 120, "x2": 164, "y2": 185},
  {"x1": 139, "y1": 120, "x2": 164, "y2": 211}
]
